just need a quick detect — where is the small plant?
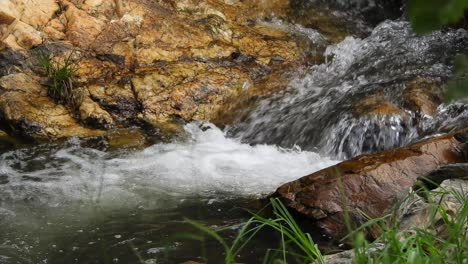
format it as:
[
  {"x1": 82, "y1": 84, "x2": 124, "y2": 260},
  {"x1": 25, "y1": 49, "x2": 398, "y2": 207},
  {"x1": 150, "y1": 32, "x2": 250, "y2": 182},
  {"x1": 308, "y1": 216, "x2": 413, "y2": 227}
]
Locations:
[
  {"x1": 348, "y1": 184, "x2": 468, "y2": 264},
  {"x1": 37, "y1": 51, "x2": 84, "y2": 111},
  {"x1": 178, "y1": 185, "x2": 467, "y2": 264},
  {"x1": 184, "y1": 197, "x2": 324, "y2": 264}
]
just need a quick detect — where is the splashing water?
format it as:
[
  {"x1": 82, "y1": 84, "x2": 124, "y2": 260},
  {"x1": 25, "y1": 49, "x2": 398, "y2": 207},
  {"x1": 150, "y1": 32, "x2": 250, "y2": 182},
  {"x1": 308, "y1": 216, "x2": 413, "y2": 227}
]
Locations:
[
  {"x1": 0, "y1": 123, "x2": 336, "y2": 208},
  {"x1": 233, "y1": 21, "x2": 468, "y2": 159},
  {"x1": 0, "y1": 123, "x2": 336, "y2": 263}
]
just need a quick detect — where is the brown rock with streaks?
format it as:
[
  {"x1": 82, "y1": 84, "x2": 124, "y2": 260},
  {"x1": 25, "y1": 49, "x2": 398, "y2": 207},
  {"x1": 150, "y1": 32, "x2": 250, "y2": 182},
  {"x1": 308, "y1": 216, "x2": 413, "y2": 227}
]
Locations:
[{"x1": 275, "y1": 130, "x2": 467, "y2": 241}]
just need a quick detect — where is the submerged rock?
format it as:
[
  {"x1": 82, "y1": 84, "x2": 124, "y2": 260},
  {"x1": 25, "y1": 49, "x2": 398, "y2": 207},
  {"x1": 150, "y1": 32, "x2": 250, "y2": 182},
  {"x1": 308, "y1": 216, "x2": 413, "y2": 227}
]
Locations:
[{"x1": 274, "y1": 129, "x2": 467, "y2": 241}]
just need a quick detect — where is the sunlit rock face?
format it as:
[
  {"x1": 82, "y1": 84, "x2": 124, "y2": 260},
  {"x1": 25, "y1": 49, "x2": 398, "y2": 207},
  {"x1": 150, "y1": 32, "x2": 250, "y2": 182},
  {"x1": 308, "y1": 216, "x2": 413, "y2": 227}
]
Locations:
[{"x1": 0, "y1": 0, "x2": 329, "y2": 139}]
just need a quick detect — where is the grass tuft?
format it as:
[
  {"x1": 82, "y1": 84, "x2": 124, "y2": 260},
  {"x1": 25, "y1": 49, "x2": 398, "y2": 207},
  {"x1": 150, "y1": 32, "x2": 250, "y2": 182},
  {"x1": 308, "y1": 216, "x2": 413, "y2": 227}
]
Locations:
[
  {"x1": 181, "y1": 182, "x2": 467, "y2": 264},
  {"x1": 37, "y1": 51, "x2": 84, "y2": 111}
]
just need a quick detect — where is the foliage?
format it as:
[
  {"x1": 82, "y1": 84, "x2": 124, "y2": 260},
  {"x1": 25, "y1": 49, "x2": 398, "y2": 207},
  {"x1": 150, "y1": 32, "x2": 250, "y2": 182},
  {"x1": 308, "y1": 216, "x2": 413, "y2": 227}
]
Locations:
[
  {"x1": 37, "y1": 51, "x2": 84, "y2": 110},
  {"x1": 446, "y1": 54, "x2": 468, "y2": 102},
  {"x1": 408, "y1": 0, "x2": 468, "y2": 102},
  {"x1": 408, "y1": 0, "x2": 468, "y2": 34},
  {"x1": 349, "y1": 185, "x2": 468, "y2": 264},
  {"x1": 183, "y1": 186, "x2": 467, "y2": 264},
  {"x1": 185, "y1": 198, "x2": 324, "y2": 264}
]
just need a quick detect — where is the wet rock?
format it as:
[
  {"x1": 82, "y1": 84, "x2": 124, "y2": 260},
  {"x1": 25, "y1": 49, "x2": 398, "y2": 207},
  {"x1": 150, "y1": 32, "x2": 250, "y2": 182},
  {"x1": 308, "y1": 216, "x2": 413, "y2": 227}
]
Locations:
[
  {"x1": 0, "y1": 129, "x2": 20, "y2": 148},
  {"x1": 402, "y1": 77, "x2": 443, "y2": 117},
  {"x1": 106, "y1": 127, "x2": 147, "y2": 149},
  {"x1": 275, "y1": 130, "x2": 466, "y2": 241},
  {"x1": 0, "y1": 174, "x2": 9, "y2": 185},
  {"x1": 353, "y1": 92, "x2": 405, "y2": 118},
  {"x1": 418, "y1": 163, "x2": 468, "y2": 189},
  {"x1": 0, "y1": 48, "x2": 32, "y2": 76}
]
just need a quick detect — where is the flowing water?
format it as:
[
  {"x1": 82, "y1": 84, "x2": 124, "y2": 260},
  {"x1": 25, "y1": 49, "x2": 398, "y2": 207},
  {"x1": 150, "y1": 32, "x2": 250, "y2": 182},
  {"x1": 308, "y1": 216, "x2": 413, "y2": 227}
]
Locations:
[
  {"x1": 233, "y1": 20, "x2": 468, "y2": 159},
  {"x1": 0, "y1": 124, "x2": 337, "y2": 263},
  {"x1": 1, "y1": 3, "x2": 468, "y2": 264}
]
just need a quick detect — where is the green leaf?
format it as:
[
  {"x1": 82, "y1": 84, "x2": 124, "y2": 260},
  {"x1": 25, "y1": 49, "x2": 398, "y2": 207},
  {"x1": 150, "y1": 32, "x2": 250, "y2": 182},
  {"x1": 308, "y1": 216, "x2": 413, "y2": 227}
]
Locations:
[{"x1": 408, "y1": 0, "x2": 468, "y2": 34}]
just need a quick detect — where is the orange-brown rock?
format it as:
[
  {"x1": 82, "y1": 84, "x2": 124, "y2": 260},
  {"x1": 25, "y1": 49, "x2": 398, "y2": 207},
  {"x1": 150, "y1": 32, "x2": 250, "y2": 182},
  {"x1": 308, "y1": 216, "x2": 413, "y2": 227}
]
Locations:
[
  {"x1": 275, "y1": 130, "x2": 467, "y2": 241},
  {"x1": 0, "y1": 73, "x2": 104, "y2": 139},
  {"x1": 0, "y1": 0, "x2": 339, "y2": 140},
  {"x1": 402, "y1": 77, "x2": 443, "y2": 116},
  {"x1": 353, "y1": 92, "x2": 404, "y2": 118}
]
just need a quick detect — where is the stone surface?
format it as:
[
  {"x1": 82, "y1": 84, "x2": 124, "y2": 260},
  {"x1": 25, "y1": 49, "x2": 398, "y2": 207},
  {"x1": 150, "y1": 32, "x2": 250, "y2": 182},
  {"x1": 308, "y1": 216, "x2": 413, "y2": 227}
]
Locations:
[
  {"x1": 0, "y1": 0, "x2": 19, "y2": 25},
  {"x1": 353, "y1": 92, "x2": 405, "y2": 118},
  {"x1": 106, "y1": 128, "x2": 147, "y2": 149},
  {"x1": 398, "y1": 179, "x2": 468, "y2": 234},
  {"x1": 0, "y1": 0, "x2": 313, "y2": 140},
  {"x1": 131, "y1": 62, "x2": 249, "y2": 130},
  {"x1": 274, "y1": 130, "x2": 467, "y2": 241},
  {"x1": 402, "y1": 78, "x2": 443, "y2": 117},
  {"x1": 324, "y1": 250, "x2": 353, "y2": 264},
  {"x1": 20, "y1": 0, "x2": 59, "y2": 29},
  {"x1": 0, "y1": 73, "x2": 104, "y2": 139},
  {"x1": 64, "y1": 3, "x2": 106, "y2": 49},
  {"x1": 79, "y1": 96, "x2": 115, "y2": 129},
  {"x1": 8, "y1": 20, "x2": 43, "y2": 49}
]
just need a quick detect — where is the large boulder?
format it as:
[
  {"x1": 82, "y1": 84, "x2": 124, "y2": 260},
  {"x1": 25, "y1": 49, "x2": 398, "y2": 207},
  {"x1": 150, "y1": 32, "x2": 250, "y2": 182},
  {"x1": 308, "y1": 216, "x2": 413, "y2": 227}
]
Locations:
[{"x1": 274, "y1": 129, "x2": 467, "y2": 241}]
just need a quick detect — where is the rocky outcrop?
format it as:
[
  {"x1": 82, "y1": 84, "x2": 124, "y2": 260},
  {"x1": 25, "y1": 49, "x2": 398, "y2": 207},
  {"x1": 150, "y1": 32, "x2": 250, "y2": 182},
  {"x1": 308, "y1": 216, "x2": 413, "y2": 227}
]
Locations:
[
  {"x1": 0, "y1": 0, "x2": 321, "y2": 140},
  {"x1": 274, "y1": 129, "x2": 467, "y2": 241}
]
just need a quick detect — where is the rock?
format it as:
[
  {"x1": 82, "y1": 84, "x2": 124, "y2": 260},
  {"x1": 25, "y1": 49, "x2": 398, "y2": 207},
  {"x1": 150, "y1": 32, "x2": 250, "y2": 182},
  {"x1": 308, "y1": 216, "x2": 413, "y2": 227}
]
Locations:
[
  {"x1": 419, "y1": 163, "x2": 468, "y2": 188},
  {"x1": 274, "y1": 130, "x2": 466, "y2": 241},
  {"x1": 20, "y1": 0, "x2": 59, "y2": 29},
  {"x1": 0, "y1": 0, "x2": 311, "y2": 140},
  {"x1": 87, "y1": 83, "x2": 140, "y2": 124},
  {"x1": 79, "y1": 96, "x2": 114, "y2": 129},
  {"x1": 0, "y1": 48, "x2": 32, "y2": 75},
  {"x1": 7, "y1": 21, "x2": 43, "y2": 49},
  {"x1": 353, "y1": 92, "x2": 405, "y2": 118},
  {"x1": 398, "y1": 179, "x2": 468, "y2": 233},
  {"x1": 0, "y1": 0, "x2": 19, "y2": 27},
  {"x1": 0, "y1": 73, "x2": 104, "y2": 139},
  {"x1": 106, "y1": 127, "x2": 147, "y2": 149},
  {"x1": 402, "y1": 77, "x2": 443, "y2": 117},
  {"x1": 324, "y1": 250, "x2": 353, "y2": 264},
  {"x1": 0, "y1": 129, "x2": 20, "y2": 151},
  {"x1": 43, "y1": 18, "x2": 66, "y2": 40},
  {"x1": 131, "y1": 62, "x2": 248, "y2": 130},
  {"x1": 64, "y1": 3, "x2": 106, "y2": 48}
]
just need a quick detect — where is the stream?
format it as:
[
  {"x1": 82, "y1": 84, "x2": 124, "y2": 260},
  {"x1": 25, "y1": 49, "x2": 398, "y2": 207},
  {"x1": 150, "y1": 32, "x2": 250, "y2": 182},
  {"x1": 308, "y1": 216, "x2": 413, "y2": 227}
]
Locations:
[{"x1": 1, "y1": 2, "x2": 468, "y2": 264}]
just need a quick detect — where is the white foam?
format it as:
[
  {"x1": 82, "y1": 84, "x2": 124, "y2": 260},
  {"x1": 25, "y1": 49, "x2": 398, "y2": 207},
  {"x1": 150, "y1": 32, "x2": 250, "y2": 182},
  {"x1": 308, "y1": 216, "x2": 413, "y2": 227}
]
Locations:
[{"x1": 0, "y1": 123, "x2": 337, "y2": 208}]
